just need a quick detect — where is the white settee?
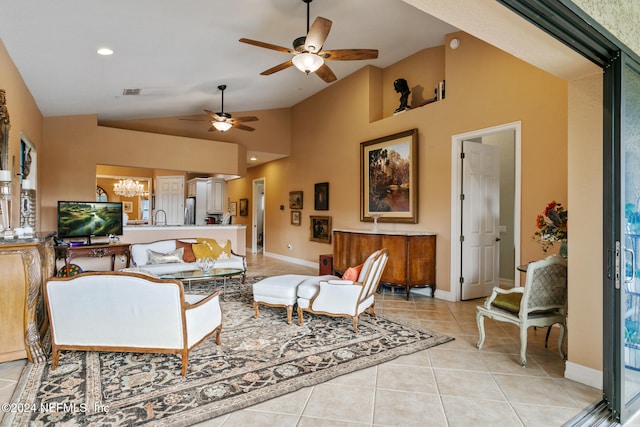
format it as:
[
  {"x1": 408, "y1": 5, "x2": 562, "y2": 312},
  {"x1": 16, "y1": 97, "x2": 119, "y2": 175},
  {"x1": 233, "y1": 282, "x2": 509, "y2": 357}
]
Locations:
[
  {"x1": 45, "y1": 271, "x2": 222, "y2": 376},
  {"x1": 129, "y1": 238, "x2": 246, "y2": 281}
]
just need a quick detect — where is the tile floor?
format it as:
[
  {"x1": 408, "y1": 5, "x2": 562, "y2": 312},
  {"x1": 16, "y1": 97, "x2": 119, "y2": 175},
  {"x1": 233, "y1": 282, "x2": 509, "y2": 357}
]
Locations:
[{"x1": 0, "y1": 253, "x2": 604, "y2": 426}]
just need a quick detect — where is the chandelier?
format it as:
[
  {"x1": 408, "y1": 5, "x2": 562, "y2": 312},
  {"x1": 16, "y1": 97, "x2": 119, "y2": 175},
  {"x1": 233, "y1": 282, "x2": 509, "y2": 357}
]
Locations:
[{"x1": 113, "y1": 178, "x2": 146, "y2": 197}]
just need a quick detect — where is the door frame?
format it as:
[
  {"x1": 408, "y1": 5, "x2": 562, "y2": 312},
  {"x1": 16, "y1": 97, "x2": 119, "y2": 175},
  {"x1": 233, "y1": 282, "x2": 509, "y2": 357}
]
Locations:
[
  {"x1": 252, "y1": 177, "x2": 265, "y2": 254},
  {"x1": 450, "y1": 121, "x2": 522, "y2": 302}
]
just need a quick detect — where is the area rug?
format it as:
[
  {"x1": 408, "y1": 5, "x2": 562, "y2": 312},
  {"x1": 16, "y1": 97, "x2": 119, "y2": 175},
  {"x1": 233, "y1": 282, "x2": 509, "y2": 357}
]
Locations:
[{"x1": 4, "y1": 276, "x2": 453, "y2": 426}]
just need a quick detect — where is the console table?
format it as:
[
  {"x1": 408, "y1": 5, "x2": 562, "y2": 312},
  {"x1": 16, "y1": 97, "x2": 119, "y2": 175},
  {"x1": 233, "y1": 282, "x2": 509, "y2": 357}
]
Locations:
[
  {"x1": 333, "y1": 230, "x2": 436, "y2": 299},
  {"x1": 55, "y1": 242, "x2": 130, "y2": 274}
]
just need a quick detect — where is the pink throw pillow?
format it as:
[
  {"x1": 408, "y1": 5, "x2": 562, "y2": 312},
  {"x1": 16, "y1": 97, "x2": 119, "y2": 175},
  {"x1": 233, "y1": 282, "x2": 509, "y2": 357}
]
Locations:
[{"x1": 342, "y1": 264, "x2": 363, "y2": 281}]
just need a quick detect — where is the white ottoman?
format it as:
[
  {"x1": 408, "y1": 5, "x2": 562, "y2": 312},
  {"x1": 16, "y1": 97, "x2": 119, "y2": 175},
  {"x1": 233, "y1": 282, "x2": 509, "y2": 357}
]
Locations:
[{"x1": 252, "y1": 275, "x2": 311, "y2": 325}]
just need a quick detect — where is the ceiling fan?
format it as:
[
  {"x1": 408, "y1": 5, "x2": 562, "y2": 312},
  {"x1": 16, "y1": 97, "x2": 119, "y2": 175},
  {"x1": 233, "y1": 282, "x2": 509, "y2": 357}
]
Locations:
[
  {"x1": 239, "y1": 0, "x2": 378, "y2": 83},
  {"x1": 182, "y1": 85, "x2": 258, "y2": 132}
]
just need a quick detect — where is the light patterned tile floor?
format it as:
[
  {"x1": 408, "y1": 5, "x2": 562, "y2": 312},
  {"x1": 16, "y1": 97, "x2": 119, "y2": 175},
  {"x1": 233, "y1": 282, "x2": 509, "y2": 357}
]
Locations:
[{"x1": 0, "y1": 253, "x2": 601, "y2": 426}]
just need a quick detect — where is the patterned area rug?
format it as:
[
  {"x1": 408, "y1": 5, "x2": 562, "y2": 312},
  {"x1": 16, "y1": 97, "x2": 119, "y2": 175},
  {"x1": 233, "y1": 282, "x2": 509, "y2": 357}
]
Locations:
[{"x1": 5, "y1": 276, "x2": 453, "y2": 426}]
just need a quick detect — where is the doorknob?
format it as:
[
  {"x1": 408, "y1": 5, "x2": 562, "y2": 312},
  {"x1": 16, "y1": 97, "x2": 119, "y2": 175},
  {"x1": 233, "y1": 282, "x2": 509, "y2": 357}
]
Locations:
[{"x1": 495, "y1": 237, "x2": 501, "y2": 242}]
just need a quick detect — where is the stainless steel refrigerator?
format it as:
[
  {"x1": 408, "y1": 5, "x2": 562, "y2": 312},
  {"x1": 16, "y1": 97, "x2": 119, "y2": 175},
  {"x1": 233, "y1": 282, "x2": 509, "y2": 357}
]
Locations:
[{"x1": 184, "y1": 197, "x2": 196, "y2": 224}]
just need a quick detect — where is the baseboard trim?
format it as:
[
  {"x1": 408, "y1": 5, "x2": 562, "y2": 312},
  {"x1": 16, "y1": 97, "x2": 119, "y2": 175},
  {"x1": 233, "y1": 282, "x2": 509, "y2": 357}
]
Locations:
[
  {"x1": 565, "y1": 361, "x2": 603, "y2": 390},
  {"x1": 263, "y1": 251, "x2": 318, "y2": 269},
  {"x1": 434, "y1": 289, "x2": 456, "y2": 302}
]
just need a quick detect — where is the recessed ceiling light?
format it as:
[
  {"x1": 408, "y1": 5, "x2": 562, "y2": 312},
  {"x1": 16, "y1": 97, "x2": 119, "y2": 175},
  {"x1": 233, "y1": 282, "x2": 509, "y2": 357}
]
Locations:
[
  {"x1": 97, "y1": 47, "x2": 114, "y2": 56},
  {"x1": 250, "y1": 157, "x2": 257, "y2": 161}
]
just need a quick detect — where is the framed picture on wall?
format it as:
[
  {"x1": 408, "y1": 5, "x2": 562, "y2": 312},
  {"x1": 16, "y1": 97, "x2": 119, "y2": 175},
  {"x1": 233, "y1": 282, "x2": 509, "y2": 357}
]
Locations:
[
  {"x1": 291, "y1": 210, "x2": 301, "y2": 226},
  {"x1": 122, "y1": 201, "x2": 133, "y2": 213},
  {"x1": 314, "y1": 182, "x2": 329, "y2": 210},
  {"x1": 361, "y1": 128, "x2": 418, "y2": 223},
  {"x1": 230, "y1": 201, "x2": 237, "y2": 216},
  {"x1": 289, "y1": 191, "x2": 303, "y2": 209},
  {"x1": 310, "y1": 215, "x2": 332, "y2": 244},
  {"x1": 239, "y1": 198, "x2": 248, "y2": 216}
]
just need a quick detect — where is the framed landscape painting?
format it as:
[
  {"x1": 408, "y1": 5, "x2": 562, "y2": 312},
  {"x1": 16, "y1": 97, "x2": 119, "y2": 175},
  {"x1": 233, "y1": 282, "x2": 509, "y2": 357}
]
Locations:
[{"x1": 360, "y1": 129, "x2": 418, "y2": 223}]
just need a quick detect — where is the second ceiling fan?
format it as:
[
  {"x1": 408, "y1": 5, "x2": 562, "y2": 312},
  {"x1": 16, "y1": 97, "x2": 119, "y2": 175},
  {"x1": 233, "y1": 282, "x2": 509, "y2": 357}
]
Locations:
[
  {"x1": 182, "y1": 85, "x2": 258, "y2": 132},
  {"x1": 239, "y1": 0, "x2": 378, "y2": 83}
]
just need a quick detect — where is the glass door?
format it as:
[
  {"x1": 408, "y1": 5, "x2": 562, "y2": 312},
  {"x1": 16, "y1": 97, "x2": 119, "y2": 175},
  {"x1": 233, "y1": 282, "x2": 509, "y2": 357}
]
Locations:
[{"x1": 612, "y1": 52, "x2": 640, "y2": 423}]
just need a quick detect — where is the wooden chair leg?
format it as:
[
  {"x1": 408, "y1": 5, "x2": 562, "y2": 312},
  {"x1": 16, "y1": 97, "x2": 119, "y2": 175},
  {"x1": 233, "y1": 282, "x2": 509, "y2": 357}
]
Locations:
[
  {"x1": 352, "y1": 316, "x2": 359, "y2": 333},
  {"x1": 286, "y1": 305, "x2": 293, "y2": 325},
  {"x1": 253, "y1": 301, "x2": 260, "y2": 319},
  {"x1": 297, "y1": 306, "x2": 304, "y2": 326}
]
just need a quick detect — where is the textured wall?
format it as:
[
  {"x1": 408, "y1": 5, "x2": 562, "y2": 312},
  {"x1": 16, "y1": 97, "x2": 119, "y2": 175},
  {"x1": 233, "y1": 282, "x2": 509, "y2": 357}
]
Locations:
[{"x1": 573, "y1": 0, "x2": 640, "y2": 55}]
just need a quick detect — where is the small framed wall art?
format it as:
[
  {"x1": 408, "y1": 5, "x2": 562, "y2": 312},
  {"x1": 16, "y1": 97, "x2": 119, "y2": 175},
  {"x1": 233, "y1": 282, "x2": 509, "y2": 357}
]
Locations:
[
  {"x1": 239, "y1": 198, "x2": 248, "y2": 216},
  {"x1": 314, "y1": 182, "x2": 329, "y2": 210},
  {"x1": 291, "y1": 210, "x2": 301, "y2": 226},
  {"x1": 289, "y1": 191, "x2": 303, "y2": 209},
  {"x1": 310, "y1": 215, "x2": 332, "y2": 244}
]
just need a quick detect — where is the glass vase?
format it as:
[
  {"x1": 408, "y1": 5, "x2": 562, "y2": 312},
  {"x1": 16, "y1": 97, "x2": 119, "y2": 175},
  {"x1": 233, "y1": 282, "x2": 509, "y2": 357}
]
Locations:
[{"x1": 559, "y1": 241, "x2": 568, "y2": 259}]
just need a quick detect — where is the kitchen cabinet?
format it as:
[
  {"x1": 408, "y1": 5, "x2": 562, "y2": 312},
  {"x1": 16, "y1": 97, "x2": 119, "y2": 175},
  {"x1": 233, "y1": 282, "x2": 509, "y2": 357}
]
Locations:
[
  {"x1": 333, "y1": 229, "x2": 436, "y2": 299},
  {"x1": 207, "y1": 178, "x2": 226, "y2": 214}
]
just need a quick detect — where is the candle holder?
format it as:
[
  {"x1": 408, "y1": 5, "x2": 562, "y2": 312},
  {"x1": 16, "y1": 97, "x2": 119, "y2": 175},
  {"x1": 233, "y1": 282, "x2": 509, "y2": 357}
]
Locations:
[
  {"x1": 0, "y1": 169, "x2": 14, "y2": 238},
  {"x1": 370, "y1": 213, "x2": 383, "y2": 232}
]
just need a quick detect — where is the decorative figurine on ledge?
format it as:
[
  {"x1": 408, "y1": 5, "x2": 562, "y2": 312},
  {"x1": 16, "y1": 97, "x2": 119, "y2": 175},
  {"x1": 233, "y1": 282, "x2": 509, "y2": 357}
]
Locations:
[{"x1": 394, "y1": 78, "x2": 411, "y2": 113}]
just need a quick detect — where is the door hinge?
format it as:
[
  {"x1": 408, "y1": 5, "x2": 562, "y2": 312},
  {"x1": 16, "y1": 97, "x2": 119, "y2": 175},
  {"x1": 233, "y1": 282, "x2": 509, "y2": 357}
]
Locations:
[
  {"x1": 460, "y1": 235, "x2": 464, "y2": 242},
  {"x1": 460, "y1": 152, "x2": 466, "y2": 159},
  {"x1": 460, "y1": 193, "x2": 465, "y2": 201},
  {"x1": 459, "y1": 277, "x2": 464, "y2": 284}
]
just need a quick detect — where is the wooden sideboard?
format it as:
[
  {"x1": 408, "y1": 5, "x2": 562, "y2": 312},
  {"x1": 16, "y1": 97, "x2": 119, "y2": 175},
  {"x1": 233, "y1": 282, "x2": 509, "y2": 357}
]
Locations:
[
  {"x1": 0, "y1": 234, "x2": 54, "y2": 363},
  {"x1": 333, "y1": 229, "x2": 436, "y2": 299}
]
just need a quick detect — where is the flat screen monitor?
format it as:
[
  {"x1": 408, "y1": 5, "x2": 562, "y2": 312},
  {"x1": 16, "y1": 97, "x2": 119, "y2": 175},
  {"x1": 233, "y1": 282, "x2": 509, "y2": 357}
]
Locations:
[{"x1": 57, "y1": 201, "x2": 123, "y2": 245}]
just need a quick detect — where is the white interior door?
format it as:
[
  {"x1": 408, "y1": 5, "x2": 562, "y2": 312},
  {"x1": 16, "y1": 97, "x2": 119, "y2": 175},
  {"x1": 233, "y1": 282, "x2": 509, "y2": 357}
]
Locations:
[
  {"x1": 461, "y1": 141, "x2": 500, "y2": 300},
  {"x1": 155, "y1": 176, "x2": 184, "y2": 225}
]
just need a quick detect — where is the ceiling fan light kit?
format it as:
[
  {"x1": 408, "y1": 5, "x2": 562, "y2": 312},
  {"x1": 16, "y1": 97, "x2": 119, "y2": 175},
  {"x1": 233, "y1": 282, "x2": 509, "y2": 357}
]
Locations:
[
  {"x1": 212, "y1": 121, "x2": 233, "y2": 132},
  {"x1": 292, "y1": 52, "x2": 324, "y2": 74}
]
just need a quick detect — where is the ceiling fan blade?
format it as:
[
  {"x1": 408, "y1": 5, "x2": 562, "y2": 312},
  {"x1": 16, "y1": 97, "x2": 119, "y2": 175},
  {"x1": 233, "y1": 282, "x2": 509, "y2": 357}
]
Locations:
[
  {"x1": 232, "y1": 123, "x2": 256, "y2": 132},
  {"x1": 204, "y1": 109, "x2": 225, "y2": 121},
  {"x1": 230, "y1": 116, "x2": 259, "y2": 123},
  {"x1": 239, "y1": 38, "x2": 295, "y2": 54},
  {"x1": 315, "y1": 63, "x2": 337, "y2": 83},
  {"x1": 261, "y1": 60, "x2": 294, "y2": 76},
  {"x1": 319, "y1": 49, "x2": 379, "y2": 61},
  {"x1": 305, "y1": 16, "x2": 332, "y2": 53}
]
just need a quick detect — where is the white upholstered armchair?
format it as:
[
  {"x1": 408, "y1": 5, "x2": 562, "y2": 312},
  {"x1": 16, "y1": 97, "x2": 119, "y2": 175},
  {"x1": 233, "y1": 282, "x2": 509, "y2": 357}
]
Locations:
[
  {"x1": 476, "y1": 254, "x2": 568, "y2": 366},
  {"x1": 297, "y1": 249, "x2": 389, "y2": 332}
]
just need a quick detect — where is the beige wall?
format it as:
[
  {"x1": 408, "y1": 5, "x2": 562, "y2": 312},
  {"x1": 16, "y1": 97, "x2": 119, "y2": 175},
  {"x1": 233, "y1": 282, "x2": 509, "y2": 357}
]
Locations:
[
  {"x1": 567, "y1": 73, "x2": 603, "y2": 372},
  {"x1": 0, "y1": 40, "x2": 44, "y2": 229}
]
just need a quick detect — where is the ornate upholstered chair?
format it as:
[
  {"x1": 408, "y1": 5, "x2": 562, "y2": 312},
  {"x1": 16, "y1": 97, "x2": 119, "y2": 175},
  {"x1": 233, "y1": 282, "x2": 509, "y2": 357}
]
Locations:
[
  {"x1": 297, "y1": 248, "x2": 389, "y2": 332},
  {"x1": 476, "y1": 254, "x2": 568, "y2": 366}
]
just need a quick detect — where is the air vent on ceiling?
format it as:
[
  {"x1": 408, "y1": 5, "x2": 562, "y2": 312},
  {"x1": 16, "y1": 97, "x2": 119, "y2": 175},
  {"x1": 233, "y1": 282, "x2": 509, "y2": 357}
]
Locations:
[{"x1": 122, "y1": 88, "x2": 141, "y2": 96}]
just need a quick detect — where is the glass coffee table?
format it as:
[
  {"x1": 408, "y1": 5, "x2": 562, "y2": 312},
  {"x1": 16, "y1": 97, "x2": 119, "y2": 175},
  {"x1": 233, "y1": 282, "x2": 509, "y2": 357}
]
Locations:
[{"x1": 160, "y1": 268, "x2": 245, "y2": 297}]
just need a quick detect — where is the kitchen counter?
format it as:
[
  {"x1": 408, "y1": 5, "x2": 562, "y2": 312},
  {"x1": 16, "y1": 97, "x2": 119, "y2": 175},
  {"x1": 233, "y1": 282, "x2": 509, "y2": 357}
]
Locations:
[{"x1": 121, "y1": 224, "x2": 247, "y2": 254}]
